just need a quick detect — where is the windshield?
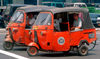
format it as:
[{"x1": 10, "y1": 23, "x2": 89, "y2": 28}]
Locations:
[
  {"x1": 87, "y1": 4, "x2": 95, "y2": 7},
  {"x1": 75, "y1": 4, "x2": 86, "y2": 7},
  {"x1": 34, "y1": 13, "x2": 51, "y2": 25},
  {"x1": 10, "y1": 11, "x2": 24, "y2": 23}
]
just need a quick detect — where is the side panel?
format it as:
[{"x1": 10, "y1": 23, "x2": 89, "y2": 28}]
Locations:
[
  {"x1": 24, "y1": 30, "x2": 32, "y2": 45},
  {"x1": 53, "y1": 32, "x2": 70, "y2": 51},
  {"x1": 32, "y1": 12, "x2": 54, "y2": 51},
  {"x1": 70, "y1": 29, "x2": 97, "y2": 46},
  {"x1": 11, "y1": 11, "x2": 26, "y2": 44},
  {"x1": 12, "y1": 26, "x2": 25, "y2": 43},
  {"x1": 70, "y1": 31, "x2": 83, "y2": 46},
  {"x1": 37, "y1": 29, "x2": 53, "y2": 50},
  {"x1": 82, "y1": 29, "x2": 97, "y2": 43}
]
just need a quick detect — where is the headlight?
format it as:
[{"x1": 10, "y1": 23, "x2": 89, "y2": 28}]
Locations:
[
  {"x1": 29, "y1": 31, "x2": 32, "y2": 35},
  {"x1": 89, "y1": 33, "x2": 95, "y2": 39}
]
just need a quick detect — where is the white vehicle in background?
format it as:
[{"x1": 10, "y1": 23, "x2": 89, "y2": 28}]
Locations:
[
  {"x1": 74, "y1": 3, "x2": 87, "y2": 7},
  {"x1": 65, "y1": 3, "x2": 87, "y2": 8}
]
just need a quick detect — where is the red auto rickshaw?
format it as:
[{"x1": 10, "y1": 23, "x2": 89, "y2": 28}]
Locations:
[
  {"x1": 27, "y1": 7, "x2": 97, "y2": 56},
  {"x1": 3, "y1": 5, "x2": 55, "y2": 50}
]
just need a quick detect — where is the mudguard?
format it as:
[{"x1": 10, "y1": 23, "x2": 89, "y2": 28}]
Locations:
[
  {"x1": 28, "y1": 42, "x2": 39, "y2": 49},
  {"x1": 5, "y1": 36, "x2": 13, "y2": 42},
  {"x1": 5, "y1": 30, "x2": 13, "y2": 43},
  {"x1": 8, "y1": 28, "x2": 15, "y2": 43},
  {"x1": 79, "y1": 40, "x2": 89, "y2": 47}
]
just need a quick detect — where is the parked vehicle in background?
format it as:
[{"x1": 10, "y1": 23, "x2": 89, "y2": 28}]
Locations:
[
  {"x1": 0, "y1": 6, "x2": 6, "y2": 28},
  {"x1": 64, "y1": 3, "x2": 87, "y2": 7},
  {"x1": 2, "y1": 4, "x2": 27, "y2": 27},
  {"x1": 65, "y1": 3, "x2": 100, "y2": 13},
  {"x1": 89, "y1": 13, "x2": 100, "y2": 27},
  {"x1": 42, "y1": 2, "x2": 64, "y2": 8}
]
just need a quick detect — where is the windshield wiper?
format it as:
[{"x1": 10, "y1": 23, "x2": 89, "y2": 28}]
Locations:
[
  {"x1": 41, "y1": 18, "x2": 46, "y2": 24},
  {"x1": 14, "y1": 14, "x2": 21, "y2": 22}
]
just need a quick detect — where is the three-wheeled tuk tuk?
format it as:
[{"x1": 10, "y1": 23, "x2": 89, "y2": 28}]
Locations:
[
  {"x1": 27, "y1": 7, "x2": 97, "y2": 56},
  {"x1": 3, "y1": 5, "x2": 55, "y2": 50}
]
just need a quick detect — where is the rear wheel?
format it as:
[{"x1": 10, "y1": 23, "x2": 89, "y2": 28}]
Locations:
[
  {"x1": 3, "y1": 41, "x2": 14, "y2": 50},
  {"x1": 27, "y1": 46, "x2": 38, "y2": 56},
  {"x1": 78, "y1": 45, "x2": 88, "y2": 56},
  {"x1": 88, "y1": 41, "x2": 96, "y2": 51}
]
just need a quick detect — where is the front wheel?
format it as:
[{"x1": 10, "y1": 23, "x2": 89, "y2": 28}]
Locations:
[
  {"x1": 27, "y1": 46, "x2": 39, "y2": 56},
  {"x1": 3, "y1": 41, "x2": 14, "y2": 50},
  {"x1": 78, "y1": 45, "x2": 88, "y2": 56}
]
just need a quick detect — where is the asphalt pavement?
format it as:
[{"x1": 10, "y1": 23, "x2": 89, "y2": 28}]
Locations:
[{"x1": 0, "y1": 29, "x2": 100, "y2": 59}]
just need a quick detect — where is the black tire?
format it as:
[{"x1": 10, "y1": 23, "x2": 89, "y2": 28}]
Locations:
[
  {"x1": 3, "y1": 41, "x2": 14, "y2": 51},
  {"x1": 27, "y1": 46, "x2": 38, "y2": 56},
  {"x1": 88, "y1": 41, "x2": 96, "y2": 51},
  {"x1": 78, "y1": 45, "x2": 88, "y2": 56}
]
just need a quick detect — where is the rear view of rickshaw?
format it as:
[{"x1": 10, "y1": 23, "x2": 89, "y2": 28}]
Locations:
[
  {"x1": 3, "y1": 5, "x2": 55, "y2": 50},
  {"x1": 27, "y1": 7, "x2": 97, "y2": 56}
]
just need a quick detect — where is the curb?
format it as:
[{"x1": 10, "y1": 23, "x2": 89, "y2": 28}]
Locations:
[{"x1": 96, "y1": 28, "x2": 100, "y2": 31}]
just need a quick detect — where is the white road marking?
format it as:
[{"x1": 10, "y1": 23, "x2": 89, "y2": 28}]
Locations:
[
  {"x1": 0, "y1": 43, "x2": 2, "y2": 45},
  {"x1": 0, "y1": 33, "x2": 6, "y2": 34},
  {"x1": 0, "y1": 49, "x2": 29, "y2": 59},
  {"x1": 0, "y1": 29, "x2": 6, "y2": 31}
]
